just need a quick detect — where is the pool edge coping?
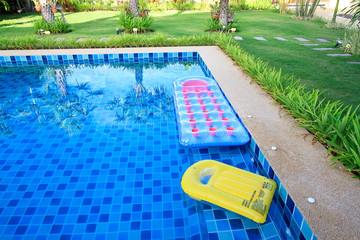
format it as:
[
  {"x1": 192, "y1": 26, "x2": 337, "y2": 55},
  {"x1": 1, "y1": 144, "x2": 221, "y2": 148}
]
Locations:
[{"x1": 1, "y1": 47, "x2": 359, "y2": 240}]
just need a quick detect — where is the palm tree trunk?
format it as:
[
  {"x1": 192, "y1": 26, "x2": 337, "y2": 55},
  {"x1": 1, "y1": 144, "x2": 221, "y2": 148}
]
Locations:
[
  {"x1": 40, "y1": 0, "x2": 55, "y2": 23},
  {"x1": 219, "y1": 0, "x2": 229, "y2": 26},
  {"x1": 60, "y1": 9, "x2": 66, "y2": 23},
  {"x1": 129, "y1": 0, "x2": 139, "y2": 17},
  {"x1": 331, "y1": 0, "x2": 340, "y2": 24},
  {"x1": 280, "y1": 0, "x2": 287, "y2": 14}
]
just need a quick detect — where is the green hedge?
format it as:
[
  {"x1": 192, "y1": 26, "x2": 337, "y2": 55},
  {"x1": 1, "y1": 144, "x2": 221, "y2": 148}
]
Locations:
[{"x1": 0, "y1": 33, "x2": 359, "y2": 178}]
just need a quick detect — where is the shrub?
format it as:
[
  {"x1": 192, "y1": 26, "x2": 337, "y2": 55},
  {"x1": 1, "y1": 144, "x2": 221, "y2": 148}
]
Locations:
[
  {"x1": 230, "y1": 0, "x2": 272, "y2": 10},
  {"x1": 206, "y1": 18, "x2": 237, "y2": 32},
  {"x1": 321, "y1": 22, "x2": 347, "y2": 29},
  {"x1": 118, "y1": 12, "x2": 154, "y2": 33},
  {"x1": 342, "y1": 28, "x2": 360, "y2": 55},
  {"x1": 33, "y1": 17, "x2": 71, "y2": 34},
  {"x1": 244, "y1": 0, "x2": 272, "y2": 10}
]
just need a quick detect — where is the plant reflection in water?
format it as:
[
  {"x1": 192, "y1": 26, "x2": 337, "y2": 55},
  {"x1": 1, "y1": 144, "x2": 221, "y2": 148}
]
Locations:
[{"x1": 106, "y1": 65, "x2": 174, "y2": 124}]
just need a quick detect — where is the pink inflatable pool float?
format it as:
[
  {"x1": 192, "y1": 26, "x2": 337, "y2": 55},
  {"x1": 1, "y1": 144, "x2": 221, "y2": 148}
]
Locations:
[{"x1": 173, "y1": 76, "x2": 250, "y2": 148}]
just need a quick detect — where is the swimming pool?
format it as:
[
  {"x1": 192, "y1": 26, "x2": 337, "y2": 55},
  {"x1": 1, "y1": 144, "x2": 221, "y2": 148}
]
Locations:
[{"x1": 0, "y1": 52, "x2": 316, "y2": 239}]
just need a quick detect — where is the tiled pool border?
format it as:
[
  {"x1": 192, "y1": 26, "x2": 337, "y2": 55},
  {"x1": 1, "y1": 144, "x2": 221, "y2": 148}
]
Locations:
[{"x1": 0, "y1": 52, "x2": 316, "y2": 240}]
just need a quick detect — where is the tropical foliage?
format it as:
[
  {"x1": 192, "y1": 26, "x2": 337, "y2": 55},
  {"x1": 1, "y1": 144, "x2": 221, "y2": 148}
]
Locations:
[
  {"x1": 33, "y1": 16, "x2": 71, "y2": 34},
  {"x1": 230, "y1": 0, "x2": 272, "y2": 10},
  {"x1": 206, "y1": 18, "x2": 236, "y2": 32},
  {"x1": 342, "y1": 28, "x2": 360, "y2": 55},
  {"x1": 343, "y1": 0, "x2": 360, "y2": 27},
  {"x1": 1, "y1": 0, "x2": 9, "y2": 11},
  {"x1": 0, "y1": 0, "x2": 273, "y2": 13},
  {"x1": 118, "y1": 12, "x2": 153, "y2": 33}
]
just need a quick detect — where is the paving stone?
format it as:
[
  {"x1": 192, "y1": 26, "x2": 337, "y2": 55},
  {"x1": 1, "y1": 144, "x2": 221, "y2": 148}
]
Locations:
[
  {"x1": 294, "y1": 37, "x2": 310, "y2": 42},
  {"x1": 100, "y1": 38, "x2": 109, "y2": 41},
  {"x1": 234, "y1": 36, "x2": 243, "y2": 40},
  {"x1": 348, "y1": 62, "x2": 360, "y2": 64},
  {"x1": 312, "y1": 48, "x2": 335, "y2": 50},
  {"x1": 54, "y1": 38, "x2": 65, "y2": 41},
  {"x1": 76, "y1": 38, "x2": 85, "y2": 42},
  {"x1": 253, "y1": 37, "x2": 267, "y2": 41},
  {"x1": 326, "y1": 53, "x2": 352, "y2": 56},
  {"x1": 316, "y1": 38, "x2": 331, "y2": 43},
  {"x1": 301, "y1": 44, "x2": 320, "y2": 46},
  {"x1": 274, "y1": 37, "x2": 288, "y2": 41}
]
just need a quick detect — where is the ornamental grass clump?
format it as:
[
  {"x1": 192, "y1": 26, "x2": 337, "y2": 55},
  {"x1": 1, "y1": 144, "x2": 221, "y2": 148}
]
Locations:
[{"x1": 342, "y1": 28, "x2": 360, "y2": 55}]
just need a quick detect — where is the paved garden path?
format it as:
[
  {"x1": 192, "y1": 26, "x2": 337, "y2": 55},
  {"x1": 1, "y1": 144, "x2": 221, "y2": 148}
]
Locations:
[{"x1": 233, "y1": 36, "x2": 355, "y2": 61}]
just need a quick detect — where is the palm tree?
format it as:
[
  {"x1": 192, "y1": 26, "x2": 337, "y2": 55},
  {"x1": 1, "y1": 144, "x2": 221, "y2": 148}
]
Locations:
[
  {"x1": 39, "y1": 0, "x2": 55, "y2": 23},
  {"x1": 129, "y1": 0, "x2": 139, "y2": 17},
  {"x1": 331, "y1": 0, "x2": 340, "y2": 24},
  {"x1": 219, "y1": 0, "x2": 229, "y2": 26},
  {"x1": 344, "y1": 0, "x2": 360, "y2": 26}
]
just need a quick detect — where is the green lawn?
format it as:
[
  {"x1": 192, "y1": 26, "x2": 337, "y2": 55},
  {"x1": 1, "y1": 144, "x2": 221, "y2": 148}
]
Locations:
[{"x1": 0, "y1": 10, "x2": 359, "y2": 109}]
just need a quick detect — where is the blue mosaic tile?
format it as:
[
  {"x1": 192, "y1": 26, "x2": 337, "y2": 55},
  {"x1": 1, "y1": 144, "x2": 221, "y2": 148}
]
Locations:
[{"x1": 0, "y1": 52, "x2": 315, "y2": 240}]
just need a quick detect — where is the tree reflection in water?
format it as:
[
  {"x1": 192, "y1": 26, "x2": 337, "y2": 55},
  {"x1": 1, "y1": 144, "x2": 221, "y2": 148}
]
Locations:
[
  {"x1": 34, "y1": 67, "x2": 99, "y2": 135},
  {"x1": 0, "y1": 61, "x2": 197, "y2": 136},
  {"x1": 106, "y1": 65, "x2": 174, "y2": 124}
]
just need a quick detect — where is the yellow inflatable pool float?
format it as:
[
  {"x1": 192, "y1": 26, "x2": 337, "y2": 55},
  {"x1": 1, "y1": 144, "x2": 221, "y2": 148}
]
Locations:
[{"x1": 181, "y1": 160, "x2": 277, "y2": 223}]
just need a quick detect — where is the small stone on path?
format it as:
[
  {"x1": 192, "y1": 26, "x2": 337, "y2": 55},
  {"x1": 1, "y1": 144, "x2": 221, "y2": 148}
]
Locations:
[
  {"x1": 312, "y1": 48, "x2": 335, "y2": 50},
  {"x1": 234, "y1": 36, "x2": 243, "y2": 40},
  {"x1": 316, "y1": 38, "x2": 331, "y2": 43},
  {"x1": 294, "y1": 37, "x2": 310, "y2": 42},
  {"x1": 301, "y1": 44, "x2": 320, "y2": 46},
  {"x1": 253, "y1": 37, "x2": 267, "y2": 41},
  {"x1": 327, "y1": 53, "x2": 351, "y2": 56},
  {"x1": 274, "y1": 37, "x2": 288, "y2": 41},
  {"x1": 348, "y1": 62, "x2": 360, "y2": 64}
]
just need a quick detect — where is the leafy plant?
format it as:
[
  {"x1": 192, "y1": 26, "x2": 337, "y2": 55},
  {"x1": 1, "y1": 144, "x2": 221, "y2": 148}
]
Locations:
[
  {"x1": 206, "y1": 18, "x2": 237, "y2": 32},
  {"x1": 245, "y1": 0, "x2": 272, "y2": 10},
  {"x1": 210, "y1": 1, "x2": 220, "y2": 14},
  {"x1": 343, "y1": 0, "x2": 360, "y2": 27},
  {"x1": 1, "y1": 0, "x2": 9, "y2": 11},
  {"x1": 342, "y1": 28, "x2": 360, "y2": 55},
  {"x1": 321, "y1": 21, "x2": 346, "y2": 29},
  {"x1": 118, "y1": 12, "x2": 154, "y2": 33},
  {"x1": 33, "y1": 17, "x2": 71, "y2": 34}
]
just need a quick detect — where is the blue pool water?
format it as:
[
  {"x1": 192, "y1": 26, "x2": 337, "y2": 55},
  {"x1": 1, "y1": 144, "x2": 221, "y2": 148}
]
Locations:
[{"x1": 0, "y1": 53, "x2": 315, "y2": 240}]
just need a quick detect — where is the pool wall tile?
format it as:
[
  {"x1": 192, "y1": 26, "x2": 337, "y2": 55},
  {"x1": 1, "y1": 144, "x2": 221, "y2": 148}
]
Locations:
[{"x1": 0, "y1": 52, "x2": 198, "y2": 66}]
